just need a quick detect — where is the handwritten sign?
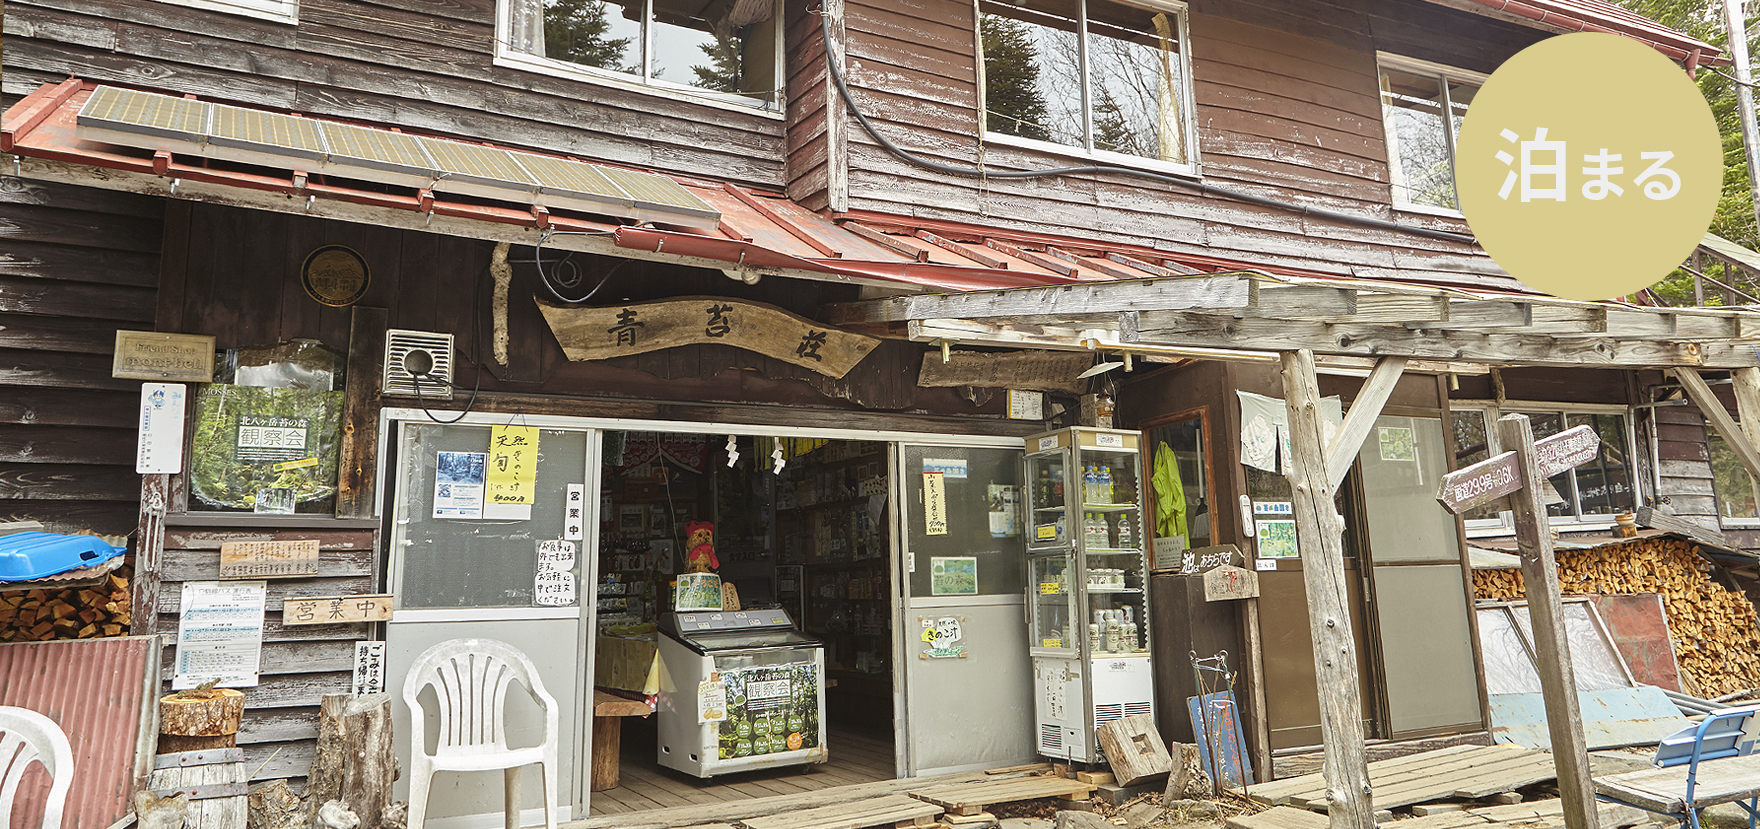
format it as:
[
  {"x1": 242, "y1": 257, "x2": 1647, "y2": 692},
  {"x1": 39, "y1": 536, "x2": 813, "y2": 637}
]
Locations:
[
  {"x1": 283, "y1": 594, "x2": 393, "y2": 625},
  {"x1": 564, "y1": 484, "x2": 586, "y2": 541},
  {"x1": 219, "y1": 539, "x2": 319, "y2": 579},
  {"x1": 113, "y1": 330, "x2": 216, "y2": 382},
  {"x1": 538, "y1": 298, "x2": 881, "y2": 379},
  {"x1": 487, "y1": 425, "x2": 538, "y2": 508},
  {"x1": 922, "y1": 472, "x2": 948, "y2": 536},
  {"x1": 352, "y1": 641, "x2": 386, "y2": 696},
  {"x1": 537, "y1": 539, "x2": 576, "y2": 571},
  {"x1": 1203, "y1": 564, "x2": 1260, "y2": 601},
  {"x1": 1437, "y1": 425, "x2": 1599, "y2": 515},
  {"x1": 1180, "y1": 544, "x2": 1245, "y2": 575}
]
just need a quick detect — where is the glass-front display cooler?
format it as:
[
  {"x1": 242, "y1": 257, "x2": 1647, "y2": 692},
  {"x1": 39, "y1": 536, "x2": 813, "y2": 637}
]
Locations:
[{"x1": 1025, "y1": 426, "x2": 1154, "y2": 763}]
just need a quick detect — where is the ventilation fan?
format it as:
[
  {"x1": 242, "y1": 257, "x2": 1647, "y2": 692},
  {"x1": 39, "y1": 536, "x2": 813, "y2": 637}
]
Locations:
[{"x1": 383, "y1": 329, "x2": 455, "y2": 400}]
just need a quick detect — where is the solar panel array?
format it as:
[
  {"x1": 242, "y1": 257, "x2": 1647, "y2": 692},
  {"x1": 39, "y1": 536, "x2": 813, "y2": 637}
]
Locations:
[{"x1": 75, "y1": 85, "x2": 721, "y2": 230}]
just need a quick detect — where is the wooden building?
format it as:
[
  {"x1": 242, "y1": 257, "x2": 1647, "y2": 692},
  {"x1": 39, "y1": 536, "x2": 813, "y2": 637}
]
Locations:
[{"x1": 4, "y1": 0, "x2": 1758, "y2": 823}]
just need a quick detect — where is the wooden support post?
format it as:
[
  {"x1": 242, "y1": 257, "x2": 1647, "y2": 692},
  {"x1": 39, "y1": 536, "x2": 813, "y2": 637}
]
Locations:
[
  {"x1": 131, "y1": 473, "x2": 168, "y2": 636},
  {"x1": 1324, "y1": 356, "x2": 1407, "y2": 489},
  {"x1": 1279, "y1": 349, "x2": 1372, "y2": 829},
  {"x1": 1674, "y1": 368, "x2": 1760, "y2": 483},
  {"x1": 1498, "y1": 413, "x2": 1598, "y2": 829},
  {"x1": 308, "y1": 693, "x2": 395, "y2": 829},
  {"x1": 1731, "y1": 367, "x2": 1760, "y2": 457},
  {"x1": 336, "y1": 306, "x2": 387, "y2": 520}
]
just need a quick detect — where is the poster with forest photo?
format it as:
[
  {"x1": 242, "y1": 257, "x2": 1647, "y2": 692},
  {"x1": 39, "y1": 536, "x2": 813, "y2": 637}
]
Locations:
[
  {"x1": 190, "y1": 385, "x2": 343, "y2": 512},
  {"x1": 717, "y1": 662, "x2": 820, "y2": 760}
]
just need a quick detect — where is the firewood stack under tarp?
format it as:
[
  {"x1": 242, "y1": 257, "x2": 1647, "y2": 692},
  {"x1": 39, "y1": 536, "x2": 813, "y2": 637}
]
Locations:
[
  {"x1": 1473, "y1": 536, "x2": 1760, "y2": 696},
  {"x1": 0, "y1": 562, "x2": 132, "y2": 641}
]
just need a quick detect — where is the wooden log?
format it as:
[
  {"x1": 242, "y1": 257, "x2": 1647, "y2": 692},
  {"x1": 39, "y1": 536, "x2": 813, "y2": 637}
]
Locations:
[
  {"x1": 1499, "y1": 414, "x2": 1597, "y2": 829},
  {"x1": 307, "y1": 693, "x2": 395, "y2": 829},
  {"x1": 160, "y1": 732, "x2": 236, "y2": 753},
  {"x1": 161, "y1": 689, "x2": 245, "y2": 736},
  {"x1": 1279, "y1": 349, "x2": 1372, "y2": 829},
  {"x1": 1097, "y1": 713, "x2": 1173, "y2": 786}
]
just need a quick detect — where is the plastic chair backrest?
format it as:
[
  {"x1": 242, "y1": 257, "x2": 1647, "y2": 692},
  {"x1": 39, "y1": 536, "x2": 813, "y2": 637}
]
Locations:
[
  {"x1": 402, "y1": 638, "x2": 557, "y2": 755},
  {"x1": 1654, "y1": 703, "x2": 1760, "y2": 768},
  {"x1": 0, "y1": 706, "x2": 72, "y2": 829}
]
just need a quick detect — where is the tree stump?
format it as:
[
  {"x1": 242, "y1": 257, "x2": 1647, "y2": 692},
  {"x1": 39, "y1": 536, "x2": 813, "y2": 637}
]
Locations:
[
  {"x1": 159, "y1": 688, "x2": 245, "y2": 752},
  {"x1": 307, "y1": 694, "x2": 395, "y2": 829}
]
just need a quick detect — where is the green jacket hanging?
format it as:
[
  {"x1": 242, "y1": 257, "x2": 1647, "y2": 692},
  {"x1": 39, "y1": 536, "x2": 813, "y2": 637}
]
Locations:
[{"x1": 1154, "y1": 441, "x2": 1187, "y2": 540}]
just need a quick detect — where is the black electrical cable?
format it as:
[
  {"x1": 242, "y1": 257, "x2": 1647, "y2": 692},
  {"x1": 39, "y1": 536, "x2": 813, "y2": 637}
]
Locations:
[
  {"x1": 535, "y1": 229, "x2": 622, "y2": 304},
  {"x1": 813, "y1": 7, "x2": 1479, "y2": 247}
]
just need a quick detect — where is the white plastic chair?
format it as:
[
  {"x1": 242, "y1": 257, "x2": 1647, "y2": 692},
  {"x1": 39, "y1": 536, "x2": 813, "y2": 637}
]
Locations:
[
  {"x1": 403, "y1": 639, "x2": 559, "y2": 829},
  {"x1": 0, "y1": 706, "x2": 72, "y2": 829}
]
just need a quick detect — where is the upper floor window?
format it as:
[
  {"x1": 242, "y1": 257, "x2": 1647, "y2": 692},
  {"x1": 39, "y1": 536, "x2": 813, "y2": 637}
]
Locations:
[
  {"x1": 1451, "y1": 403, "x2": 1636, "y2": 532},
  {"x1": 498, "y1": 0, "x2": 783, "y2": 111},
  {"x1": 153, "y1": 0, "x2": 297, "y2": 24},
  {"x1": 1707, "y1": 429, "x2": 1760, "y2": 523},
  {"x1": 978, "y1": 0, "x2": 1196, "y2": 171},
  {"x1": 1378, "y1": 55, "x2": 1484, "y2": 212}
]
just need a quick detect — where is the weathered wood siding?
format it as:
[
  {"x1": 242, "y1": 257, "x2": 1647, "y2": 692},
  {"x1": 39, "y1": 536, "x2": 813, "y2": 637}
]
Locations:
[
  {"x1": 833, "y1": 0, "x2": 1544, "y2": 290},
  {"x1": 2, "y1": 0, "x2": 787, "y2": 188},
  {"x1": 0, "y1": 175, "x2": 160, "y2": 535},
  {"x1": 152, "y1": 518, "x2": 378, "y2": 782}
]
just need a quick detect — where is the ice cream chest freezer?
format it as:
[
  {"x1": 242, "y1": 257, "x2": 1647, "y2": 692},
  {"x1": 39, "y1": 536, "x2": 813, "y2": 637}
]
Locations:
[{"x1": 656, "y1": 609, "x2": 828, "y2": 777}]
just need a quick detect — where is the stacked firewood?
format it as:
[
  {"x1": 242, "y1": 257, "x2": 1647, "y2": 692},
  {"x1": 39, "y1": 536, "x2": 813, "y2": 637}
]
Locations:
[
  {"x1": 0, "y1": 563, "x2": 132, "y2": 641},
  {"x1": 1472, "y1": 537, "x2": 1760, "y2": 696}
]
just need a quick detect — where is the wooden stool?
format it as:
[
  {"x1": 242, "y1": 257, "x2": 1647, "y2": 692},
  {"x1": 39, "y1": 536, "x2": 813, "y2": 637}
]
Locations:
[{"x1": 591, "y1": 689, "x2": 652, "y2": 791}]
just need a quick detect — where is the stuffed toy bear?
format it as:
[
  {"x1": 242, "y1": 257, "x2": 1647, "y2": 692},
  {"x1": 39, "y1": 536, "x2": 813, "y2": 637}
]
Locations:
[{"x1": 684, "y1": 520, "x2": 718, "y2": 573}]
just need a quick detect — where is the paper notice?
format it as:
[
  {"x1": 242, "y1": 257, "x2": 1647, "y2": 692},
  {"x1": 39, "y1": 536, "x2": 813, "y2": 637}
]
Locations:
[{"x1": 922, "y1": 472, "x2": 948, "y2": 536}]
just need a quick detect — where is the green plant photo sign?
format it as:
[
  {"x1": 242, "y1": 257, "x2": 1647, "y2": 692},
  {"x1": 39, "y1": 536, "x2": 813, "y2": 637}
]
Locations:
[{"x1": 190, "y1": 384, "x2": 343, "y2": 512}]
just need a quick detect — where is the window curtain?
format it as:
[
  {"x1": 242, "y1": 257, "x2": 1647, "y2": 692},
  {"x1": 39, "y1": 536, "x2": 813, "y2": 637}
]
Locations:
[
  {"x1": 508, "y1": 0, "x2": 547, "y2": 57},
  {"x1": 1151, "y1": 13, "x2": 1185, "y2": 164}
]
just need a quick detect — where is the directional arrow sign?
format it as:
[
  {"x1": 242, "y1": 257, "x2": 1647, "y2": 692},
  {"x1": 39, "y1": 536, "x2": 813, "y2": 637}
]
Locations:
[{"x1": 1437, "y1": 424, "x2": 1599, "y2": 515}]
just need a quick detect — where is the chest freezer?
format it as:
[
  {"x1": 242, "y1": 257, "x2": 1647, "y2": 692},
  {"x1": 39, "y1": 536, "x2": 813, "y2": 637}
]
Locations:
[{"x1": 656, "y1": 609, "x2": 828, "y2": 777}]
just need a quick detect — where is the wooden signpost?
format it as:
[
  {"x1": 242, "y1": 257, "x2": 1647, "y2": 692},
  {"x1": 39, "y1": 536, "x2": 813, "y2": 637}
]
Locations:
[
  {"x1": 538, "y1": 297, "x2": 881, "y2": 378},
  {"x1": 1436, "y1": 416, "x2": 1600, "y2": 829}
]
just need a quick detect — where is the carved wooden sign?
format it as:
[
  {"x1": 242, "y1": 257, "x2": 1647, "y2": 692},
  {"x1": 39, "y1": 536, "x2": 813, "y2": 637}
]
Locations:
[
  {"x1": 917, "y1": 350, "x2": 1094, "y2": 393},
  {"x1": 1437, "y1": 425, "x2": 1598, "y2": 515},
  {"x1": 538, "y1": 297, "x2": 880, "y2": 378},
  {"x1": 1203, "y1": 564, "x2": 1259, "y2": 601},
  {"x1": 219, "y1": 539, "x2": 319, "y2": 579},
  {"x1": 113, "y1": 330, "x2": 216, "y2": 382}
]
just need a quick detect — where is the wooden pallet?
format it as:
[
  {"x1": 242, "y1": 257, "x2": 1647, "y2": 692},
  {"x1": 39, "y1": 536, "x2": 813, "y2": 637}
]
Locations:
[
  {"x1": 908, "y1": 776, "x2": 1097, "y2": 816},
  {"x1": 740, "y1": 794, "x2": 944, "y2": 829},
  {"x1": 1227, "y1": 806, "x2": 1329, "y2": 829},
  {"x1": 1248, "y1": 745, "x2": 1559, "y2": 812},
  {"x1": 1396, "y1": 798, "x2": 1652, "y2": 829}
]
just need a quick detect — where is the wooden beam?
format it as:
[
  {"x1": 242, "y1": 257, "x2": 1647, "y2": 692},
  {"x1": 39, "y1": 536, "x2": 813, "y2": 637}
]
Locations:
[
  {"x1": 130, "y1": 474, "x2": 168, "y2": 637},
  {"x1": 336, "y1": 306, "x2": 387, "y2": 521},
  {"x1": 1407, "y1": 300, "x2": 1531, "y2": 330},
  {"x1": 1279, "y1": 349, "x2": 1373, "y2": 829},
  {"x1": 1251, "y1": 285, "x2": 1356, "y2": 317},
  {"x1": 1672, "y1": 368, "x2": 1760, "y2": 484},
  {"x1": 1324, "y1": 356, "x2": 1407, "y2": 489},
  {"x1": 1288, "y1": 295, "x2": 1448, "y2": 324},
  {"x1": 826, "y1": 276, "x2": 1255, "y2": 324},
  {"x1": 1733, "y1": 367, "x2": 1760, "y2": 458},
  {"x1": 1497, "y1": 414, "x2": 1599, "y2": 829}
]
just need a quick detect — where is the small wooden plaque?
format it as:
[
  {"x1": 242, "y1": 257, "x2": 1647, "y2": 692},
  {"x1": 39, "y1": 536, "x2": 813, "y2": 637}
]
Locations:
[
  {"x1": 1203, "y1": 564, "x2": 1259, "y2": 601},
  {"x1": 113, "y1": 331, "x2": 216, "y2": 382},
  {"x1": 282, "y1": 594, "x2": 393, "y2": 625},
  {"x1": 219, "y1": 539, "x2": 319, "y2": 579}
]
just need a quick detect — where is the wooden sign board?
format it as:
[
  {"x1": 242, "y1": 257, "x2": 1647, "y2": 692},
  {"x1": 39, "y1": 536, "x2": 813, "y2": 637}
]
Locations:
[
  {"x1": 282, "y1": 594, "x2": 393, "y2": 625},
  {"x1": 113, "y1": 330, "x2": 216, "y2": 382},
  {"x1": 1203, "y1": 564, "x2": 1259, "y2": 601},
  {"x1": 917, "y1": 350, "x2": 1093, "y2": 393},
  {"x1": 219, "y1": 539, "x2": 319, "y2": 579},
  {"x1": 1437, "y1": 425, "x2": 1598, "y2": 515},
  {"x1": 538, "y1": 297, "x2": 881, "y2": 379}
]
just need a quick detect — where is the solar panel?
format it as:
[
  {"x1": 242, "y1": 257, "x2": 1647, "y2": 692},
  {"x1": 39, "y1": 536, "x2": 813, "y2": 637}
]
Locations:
[
  {"x1": 319, "y1": 121, "x2": 435, "y2": 182},
  {"x1": 209, "y1": 104, "x2": 326, "y2": 162},
  {"x1": 512, "y1": 153, "x2": 634, "y2": 214},
  {"x1": 70, "y1": 85, "x2": 721, "y2": 230},
  {"x1": 418, "y1": 138, "x2": 538, "y2": 195},
  {"x1": 77, "y1": 86, "x2": 209, "y2": 144},
  {"x1": 597, "y1": 165, "x2": 720, "y2": 226}
]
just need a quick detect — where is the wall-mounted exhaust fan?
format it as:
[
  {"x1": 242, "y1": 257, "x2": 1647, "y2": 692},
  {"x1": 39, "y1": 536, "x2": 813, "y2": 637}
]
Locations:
[{"x1": 383, "y1": 329, "x2": 455, "y2": 400}]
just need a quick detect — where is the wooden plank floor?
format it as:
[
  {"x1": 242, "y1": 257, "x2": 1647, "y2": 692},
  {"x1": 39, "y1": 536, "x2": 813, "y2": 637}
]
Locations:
[
  {"x1": 589, "y1": 719, "x2": 899, "y2": 817},
  {"x1": 1248, "y1": 745, "x2": 1560, "y2": 812}
]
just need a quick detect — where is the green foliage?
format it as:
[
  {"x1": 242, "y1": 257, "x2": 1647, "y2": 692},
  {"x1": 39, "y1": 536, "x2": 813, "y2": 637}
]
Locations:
[
  {"x1": 544, "y1": 0, "x2": 635, "y2": 72},
  {"x1": 190, "y1": 385, "x2": 343, "y2": 511},
  {"x1": 982, "y1": 14, "x2": 1053, "y2": 142},
  {"x1": 692, "y1": 31, "x2": 745, "y2": 93}
]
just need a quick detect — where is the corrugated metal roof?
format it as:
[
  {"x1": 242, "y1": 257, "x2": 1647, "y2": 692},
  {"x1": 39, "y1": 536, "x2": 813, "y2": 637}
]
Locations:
[
  {"x1": 1700, "y1": 232, "x2": 1760, "y2": 274},
  {"x1": 1431, "y1": 0, "x2": 1724, "y2": 66},
  {"x1": 0, "y1": 637, "x2": 159, "y2": 829}
]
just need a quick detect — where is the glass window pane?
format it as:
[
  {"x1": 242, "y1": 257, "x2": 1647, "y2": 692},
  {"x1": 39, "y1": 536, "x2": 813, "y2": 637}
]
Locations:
[
  {"x1": 1476, "y1": 607, "x2": 1542, "y2": 695},
  {"x1": 651, "y1": 0, "x2": 778, "y2": 100},
  {"x1": 1086, "y1": 5, "x2": 1184, "y2": 162},
  {"x1": 901, "y1": 446, "x2": 1024, "y2": 596},
  {"x1": 1381, "y1": 69, "x2": 1456, "y2": 209},
  {"x1": 541, "y1": 0, "x2": 642, "y2": 77},
  {"x1": 1708, "y1": 430, "x2": 1760, "y2": 519},
  {"x1": 1451, "y1": 409, "x2": 1501, "y2": 521},
  {"x1": 1447, "y1": 79, "x2": 1477, "y2": 141},
  {"x1": 1145, "y1": 417, "x2": 1210, "y2": 551},
  {"x1": 1574, "y1": 414, "x2": 1633, "y2": 516},
  {"x1": 1359, "y1": 416, "x2": 1462, "y2": 563},
  {"x1": 981, "y1": 0, "x2": 1087, "y2": 149},
  {"x1": 1521, "y1": 412, "x2": 1577, "y2": 517}
]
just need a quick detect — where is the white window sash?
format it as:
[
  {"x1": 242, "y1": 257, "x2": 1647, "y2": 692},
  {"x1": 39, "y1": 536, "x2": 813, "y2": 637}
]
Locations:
[
  {"x1": 153, "y1": 0, "x2": 298, "y2": 23},
  {"x1": 1451, "y1": 403, "x2": 1639, "y2": 531}
]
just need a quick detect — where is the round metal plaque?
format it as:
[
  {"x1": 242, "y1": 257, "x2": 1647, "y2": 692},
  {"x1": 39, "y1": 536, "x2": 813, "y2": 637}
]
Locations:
[{"x1": 301, "y1": 245, "x2": 370, "y2": 307}]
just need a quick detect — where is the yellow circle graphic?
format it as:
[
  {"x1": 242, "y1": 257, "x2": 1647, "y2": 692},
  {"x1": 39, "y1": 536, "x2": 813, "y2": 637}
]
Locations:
[{"x1": 1455, "y1": 33, "x2": 1720, "y2": 301}]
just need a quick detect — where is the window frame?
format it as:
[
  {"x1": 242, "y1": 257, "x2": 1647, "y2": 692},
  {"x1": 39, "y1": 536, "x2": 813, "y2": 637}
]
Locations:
[
  {"x1": 493, "y1": 0, "x2": 789, "y2": 118},
  {"x1": 152, "y1": 0, "x2": 298, "y2": 24},
  {"x1": 976, "y1": 0, "x2": 1201, "y2": 178},
  {"x1": 1450, "y1": 401, "x2": 1639, "y2": 536},
  {"x1": 1377, "y1": 52, "x2": 1487, "y2": 216},
  {"x1": 1705, "y1": 427, "x2": 1760, "y2": 528}
]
